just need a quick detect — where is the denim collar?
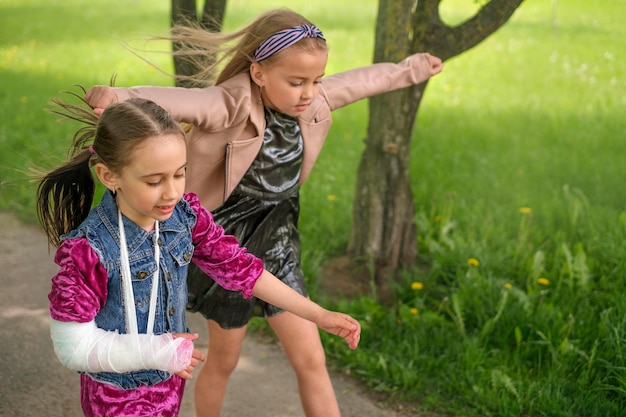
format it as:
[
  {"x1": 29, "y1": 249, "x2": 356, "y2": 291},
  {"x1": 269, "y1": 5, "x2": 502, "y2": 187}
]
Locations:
[{"x1": 95, "y1": 190, "x2": 189, "y2": 254}]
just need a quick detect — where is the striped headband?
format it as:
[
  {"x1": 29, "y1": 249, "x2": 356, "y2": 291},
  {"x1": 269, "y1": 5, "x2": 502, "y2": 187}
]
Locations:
[{"x1": 253, "y1": 24, "x2": 326, "y2": 62}]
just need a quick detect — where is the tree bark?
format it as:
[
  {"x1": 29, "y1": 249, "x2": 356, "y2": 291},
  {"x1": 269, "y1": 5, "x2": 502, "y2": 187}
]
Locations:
[
  {"x1": 171, "y1": 0, "x2": 198, "y2": 85},
  {"x1": 348, "y1": 0, "x2": 525, "y2": 301},
  {"x1": 170, "y1": 0, "x2": 227, "y2": 85},
  {"x1": 200, "y1": 0, "x2": 226, "y2": 31},
  {"x1": 348, "y1": 0, "x2": 418, "y2": 301}
]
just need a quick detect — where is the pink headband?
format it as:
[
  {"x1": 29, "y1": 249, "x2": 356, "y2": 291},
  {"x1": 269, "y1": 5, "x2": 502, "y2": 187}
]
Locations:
[{"x1": 254, "y1": 24, "x2": 325, "y2": 62}]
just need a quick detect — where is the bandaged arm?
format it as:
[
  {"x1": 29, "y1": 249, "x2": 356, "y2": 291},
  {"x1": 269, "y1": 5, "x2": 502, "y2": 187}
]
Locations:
[
  {"x1": 49, "y1": 239, "x2": 193, "y2": 374},
  {"x1": 50, "y1": 319, "x2": 193, "y2": 374}
]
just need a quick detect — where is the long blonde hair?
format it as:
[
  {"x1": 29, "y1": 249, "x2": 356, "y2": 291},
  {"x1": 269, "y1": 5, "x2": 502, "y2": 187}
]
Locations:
[{"x1": 165, "y1": 8, "x2": 328, "y2": 86}]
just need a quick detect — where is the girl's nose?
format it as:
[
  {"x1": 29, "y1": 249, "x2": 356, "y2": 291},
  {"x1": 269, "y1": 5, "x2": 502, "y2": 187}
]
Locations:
[
  {"x1": 302, "y1": 83, "x2": 314, "y2": 99},
  {"x1": 163, "y1": 179, "x2": 178, "y2": 199}
]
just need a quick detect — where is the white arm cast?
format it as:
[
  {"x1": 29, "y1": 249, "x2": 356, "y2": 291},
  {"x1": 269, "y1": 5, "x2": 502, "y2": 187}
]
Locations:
[{"x1": 49, "y1": 318, "x2": 192, "y2": 374}]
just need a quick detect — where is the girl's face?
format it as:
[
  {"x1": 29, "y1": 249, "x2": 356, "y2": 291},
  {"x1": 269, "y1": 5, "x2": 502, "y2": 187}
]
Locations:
[
  {"x1": 107, "y1": 134, "x2": 187, "y2": 231},
  {"x1": 251, "y1": 47, "x2": 328, "y2": 117}
]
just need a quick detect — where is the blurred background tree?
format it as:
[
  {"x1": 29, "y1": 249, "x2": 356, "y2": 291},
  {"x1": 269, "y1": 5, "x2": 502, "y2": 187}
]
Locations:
[{"x1": 171, "y1": 0, "x2": 226, "y2": 86}]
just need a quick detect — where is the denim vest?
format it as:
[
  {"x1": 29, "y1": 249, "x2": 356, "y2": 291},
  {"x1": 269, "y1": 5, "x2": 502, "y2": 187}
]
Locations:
[{"x1": 61, "y1": 191, "x2": 196, "y2": 389}]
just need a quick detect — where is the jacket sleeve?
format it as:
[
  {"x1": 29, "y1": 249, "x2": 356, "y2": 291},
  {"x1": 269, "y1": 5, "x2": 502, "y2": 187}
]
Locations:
[
  {"x1": 186, "y1": 193, "x2": 263, "y2": 298},
  {"x1": 48, "y1": 238, "x2": 109, "y2": 323},
  {"x1": 112, "y1": 84, "x2": 251, "y2": 131},
  {"x1": 320, "y1": 53, "x2": 436, "y2": 111}
]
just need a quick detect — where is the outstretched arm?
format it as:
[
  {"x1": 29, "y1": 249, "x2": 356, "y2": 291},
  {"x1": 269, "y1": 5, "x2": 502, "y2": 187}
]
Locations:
[
  {"x1": 252, "y1": 270, "x2": 361, "y2": 350},
  {"x1": 321, "y1": 52, "x2": 444, "y2": 111},
  {"x1": 188, "y1": 193, "x2": 361, "y2": 349}
]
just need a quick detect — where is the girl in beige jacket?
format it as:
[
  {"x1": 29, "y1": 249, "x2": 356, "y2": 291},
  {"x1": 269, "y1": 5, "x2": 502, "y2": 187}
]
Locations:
[{"x1": 86, "y1": 8, "x2": 443, "y2": 417}]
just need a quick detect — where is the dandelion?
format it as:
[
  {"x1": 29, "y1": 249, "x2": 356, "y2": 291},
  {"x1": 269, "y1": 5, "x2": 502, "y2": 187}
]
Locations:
[
  {"x1": 327, "y1": 194, "x2": 336, "y2": 202},
  {"x1": 520, "y1": 207, "x2": 533, "y2": 215},
  {"x1": 537, "y1": 277, "x2": 550, "y2": 286},
  {"x1": 411, "y1": 281, "x2": 424, "y2": 291},
  {"x1": 5, "y1": 45, "x2": 18, "y2": 61},
  {"x1": 410, "y1": 308, "x2": 419, "y2": 316},
  {"x1": 505, "y1": 283, "x2": 512, "y2": 290},
  {"x1": 467, "y1": 258, "x2": 480, "y2": 267}
]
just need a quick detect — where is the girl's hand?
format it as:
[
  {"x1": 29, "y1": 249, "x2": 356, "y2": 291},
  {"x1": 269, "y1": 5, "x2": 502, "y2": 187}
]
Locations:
[
  {"x1": 85, "y1": 86, "x2": 118, "y2": 116},
  {"x1": 423, "y1": 53, "x2": 444, "y2": 75},
  {"x1": 172, "y1": 332, "x2": 206, "y2": 379},
  {"x1": 316, "y1": 311, "x2": 361, "y2": 350}
]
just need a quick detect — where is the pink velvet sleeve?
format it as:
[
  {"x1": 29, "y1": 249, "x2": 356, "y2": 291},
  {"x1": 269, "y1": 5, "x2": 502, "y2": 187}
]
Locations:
[
  {"x1": 186, "y1": 193, "x2": 263, "y2": 299},
  {"x1": 48, "y1": 238, "x2": 108, "y2": 323}
]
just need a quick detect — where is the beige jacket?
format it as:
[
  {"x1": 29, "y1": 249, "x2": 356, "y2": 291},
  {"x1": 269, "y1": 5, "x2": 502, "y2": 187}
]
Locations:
[{"x1": 113, "y1": 53, "x2": 435, "y2": 210}]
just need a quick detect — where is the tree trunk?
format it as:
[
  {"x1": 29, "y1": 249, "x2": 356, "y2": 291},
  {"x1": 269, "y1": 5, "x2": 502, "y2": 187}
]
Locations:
[
  {"x1": 348, "y1": 0, "x2": 419, "y2": 301},
  {"x1": 200, "y1": 0, "x2": 226, "y2": 31},
  {"x1": 348, "y1": 0, "x2": 525, "y2": 301},
  {"x1": 171, "y1": 0, "x2": 198, "y2": 86},
  {"x1": 170, "y1": 0, "x2": 226, "y2": 85}
]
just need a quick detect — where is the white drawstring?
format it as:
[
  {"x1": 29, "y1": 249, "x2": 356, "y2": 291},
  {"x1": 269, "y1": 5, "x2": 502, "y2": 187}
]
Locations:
[{"x1": 118, "y1": 210, "x2": 160, "y2": 335}]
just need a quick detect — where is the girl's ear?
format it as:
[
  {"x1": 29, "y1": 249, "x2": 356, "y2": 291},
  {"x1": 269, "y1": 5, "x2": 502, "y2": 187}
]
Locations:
[
  {"x1": 95, "y1": 163, "x2": 119, "y2": 193},
  {"x1": 250, "y1": 62, "x2": 264, "y2": 87}
]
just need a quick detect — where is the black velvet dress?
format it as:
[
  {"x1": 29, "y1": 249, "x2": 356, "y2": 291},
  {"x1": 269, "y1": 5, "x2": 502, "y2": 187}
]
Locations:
[{"x1": 187, "y1": 107, "x2": 308, "y2": 328}]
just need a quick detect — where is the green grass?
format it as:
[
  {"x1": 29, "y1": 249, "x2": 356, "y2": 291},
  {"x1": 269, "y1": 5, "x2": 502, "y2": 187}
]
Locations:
[{"x1": 2, "y1": 0, "x2": 625, "y2": 416}]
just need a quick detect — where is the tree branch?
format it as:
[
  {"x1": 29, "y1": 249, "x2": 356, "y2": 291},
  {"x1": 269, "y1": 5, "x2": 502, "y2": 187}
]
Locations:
[{"x1": 412, "y1": 0, "x2": 525, "y2": 60}]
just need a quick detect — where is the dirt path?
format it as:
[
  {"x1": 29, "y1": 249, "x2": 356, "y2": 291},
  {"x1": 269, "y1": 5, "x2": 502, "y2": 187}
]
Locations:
[{"x1": 0, "y1": 212, "x2": 415, "y2": 417}]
